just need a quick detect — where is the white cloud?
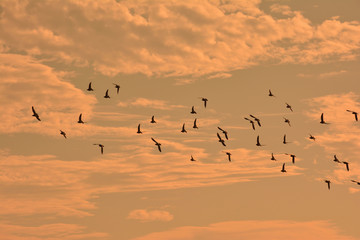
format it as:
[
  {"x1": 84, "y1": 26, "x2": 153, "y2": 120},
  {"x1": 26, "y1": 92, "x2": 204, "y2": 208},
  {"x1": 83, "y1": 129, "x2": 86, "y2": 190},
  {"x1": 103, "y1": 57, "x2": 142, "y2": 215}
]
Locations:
[{"x1": 127, "y1": 209, "x2": 174, "y2": 222}]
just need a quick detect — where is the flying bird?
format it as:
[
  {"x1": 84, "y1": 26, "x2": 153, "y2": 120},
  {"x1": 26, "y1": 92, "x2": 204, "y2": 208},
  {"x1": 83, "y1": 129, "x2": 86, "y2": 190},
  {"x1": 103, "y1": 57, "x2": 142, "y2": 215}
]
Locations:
[
  {"x1": 281, "y1": 163, "x2": 286, "y2": 173},
  {"x1": 268, "y1": 89, "x2": 274, "y2": 97},
  {"x1": 217, "y1": 127, "x2": 228, "y2": 140},
  {"x1": 346, "y1": 110, "x2": 358, "y2": 121},
  {"x1": 60, "y1": 130, "x2": 67, "y2": 139},
  {"x1": 249, "y1": 114, "x2": 261, "y2": 127},
  {"x1": 104, "y1": 89, "x2": 110, "y2": 99},
  {"x1": 333, "y1": 155, "x2": 341, "y2": 163},
  {"x1": 309, "y1": 134, "x2": 316, "y2": 141},
  {"x1": 78, "y1": 113, "x2": 85, "y2": 124},
  {"x1": 256, "y1": 135, "x2": 263, "y2": 146},
  {"x1": 190, "y1": 106, "x2": 197, "y2": 114},
  {"x1": 285, "y1": 103, "x2": 293, "y2": 112},
  {"x1": 151, "y1": 138, "x2": 162, "y2": 152},
  {"x1": 193, "y1": 118, "x2": 198, "y2": 129},
  {"x1": 285, "y1": 153, "x2": 296, "y2": 164},
  {"x1": 225, "y1": 152, "x2": 232, "y2": 162},
  {"x1": 217, "y1": 133, "x2": 226, "y2": 146},
  {"x1": 244, "y1": 117, "x2": 255, "y2": 130},
  {"x1": 150, "y1": 115, "x2": 156, "y2": 123},
  {"x1": 137, "y1": 124, "x2": 142, "y2": 134},
  {"x1": 271, "y1": 153, "x2": 276, "y2": 161},
  {"x1": 32, "y1": 106, "x2": 41, "y2": 121},
  {"x1": 181, "y1": 123, "x2": 187, "y2": 133},
  {"x1": 342, "y1": 161, "x2": 350, "y2": 171},
  {"x1": 113, "y1": 83, "x2": 120, "y2": 94},
  {"x1": 190, "y1": 155, "x2": 196, "y2": 162},
  {"x1": 87, "y1": 82, "x2": 94, "y2": 91},
  {"x1": 351, "y1": 180, "x2": 360, "y2": 185},
  {"x1": 283, "y1": 117, "x2": 291, "y2": 127},
  {"x1": 200, "y1": 97, "x2": 208, "y2": 108},
  {"x1": 320, "y1": 113, "x2": 327, "y2": 124},
  {"x1": 93, "y1": 144, "x2": 104, "y2": 154},
  {"x1": 324, "y1": 180, "x2": 331, "y2": 190}
]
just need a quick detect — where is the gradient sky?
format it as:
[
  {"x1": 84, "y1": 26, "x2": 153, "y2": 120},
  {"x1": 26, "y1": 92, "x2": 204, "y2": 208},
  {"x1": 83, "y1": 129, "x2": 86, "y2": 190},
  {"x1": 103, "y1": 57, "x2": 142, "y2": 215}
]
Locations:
[{"x1": 1, "y1": 0, "x2": 360, "y2": 239}]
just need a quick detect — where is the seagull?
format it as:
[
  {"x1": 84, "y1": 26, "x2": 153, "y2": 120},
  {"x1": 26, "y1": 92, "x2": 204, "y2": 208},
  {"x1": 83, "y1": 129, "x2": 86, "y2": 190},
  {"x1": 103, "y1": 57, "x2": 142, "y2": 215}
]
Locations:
[
  {"x1": 150, "y1": 115, "x2": 156, "y2": 123},
  {"x1": 346, "y1": 110, "x2": 358, "y2": 121},
  {"x1": 244, "y1": 117, "x2": 255, "y2": 130},
  {"x1": 113, "y1": 83, "x2": 120, "y2": 94},
  {"x1": 31, "y1": 106, "x2": 41, "y2": 121},
  {"x1": 104, "y1": 89, "x2": 110, "y2": 99},
  {"x1": 93, "y1": 144, "x2": 104, "y2": 154},
  {"x1": 193, "y1": 118, "x2": 198, "y2": 129},
  {"x1": 190, "y1": 106, "x2": 197, "y2": 114},
  {"x1": 342, "y1": 161, "x2": 350, "y2": 171},
  {"x1": 217, "y1": 133, "x2": 226, "y2": 146},
  {"x1": 200, "y1": 97, "x2": 208, "y2": 108},
  {"x1": 217, "y1": 127, "x2": 228, "y2": 140},
  {"x1": 283, "y1": 134, "x2": 288, "y2": 144},
  {"x1": 249, "y1": 114, "x2": 261, "y2": 127},
  {"x1": 351, "y1": 180, "x2": 360, "y2": 185},
  {"x1": 60, "y1": 130, "x2": 67, "y2": 139},
  {"x1": 256, "y1": 135, "x2": 263, "y2": 146},
  {"x1": 78, "y1": 113, "x2": 85, "y2": 124},
  {"x1": 286, "y1": 103, "x2": 293, "y2": 112},
  {"x1": 333, "y1": 155, "x2": 341, "y2": 163},
  {"x1": 285, "y1": 153, "x2": 296, "y2": 164},
  {"x1": 190, "y1": 155, "x2": 196, "y2": 162},
  {"x1": 271, "y1": 153, "x2": 276, "y2": 161},
  {"x1": 181, "y1": 123, "x2": 187, "y2": 133},
  {"x1": 324, "y1": 180, "x2": 331, "y2": 190},
  {"x1": 151, "y1": 138, "x2": 162, "y2": 152},
  {"x1": 268, "y1": 89, "x2": 274, "y2": 97},
  {"x1": 281, "y1": 163, "x2": 286, "y2": 173},
  {"x1": 309, "y1": 134, "x2": 316, "y2": 141},
  {"x1": 87, "y1": 82, "x2": 94, "y2": 91},
  {"x1": 137, "y1": 124, "x2": 142, "y2": 134},
  {"x1": 225, "y1": 152, "x2": 232, "y2": 162},
  {"x1": 320, "y1": 113, "x2": 327, "y2": 124},
  {"x1": 283, "y1": 117, "x2": 291, "y2": 127}
]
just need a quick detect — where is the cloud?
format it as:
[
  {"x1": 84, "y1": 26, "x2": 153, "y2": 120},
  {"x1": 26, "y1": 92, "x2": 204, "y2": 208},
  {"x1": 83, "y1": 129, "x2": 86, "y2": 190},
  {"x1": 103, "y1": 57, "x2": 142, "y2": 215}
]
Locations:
[
  {"x1": 118, "y1": 98, "x2": 186, "y2": 110},
  {"x1": 297, "y1": 70, "x2": 347, "y2": 79},
  {"x1": 127, "y1": 209, "x2": 174, "y2": 222},
  {"x1": 132, "y1": 220, "x2": 356, "y2": 240},
  {"x1": 270, "y1": 4, "x2": 293, "y2": 16}
]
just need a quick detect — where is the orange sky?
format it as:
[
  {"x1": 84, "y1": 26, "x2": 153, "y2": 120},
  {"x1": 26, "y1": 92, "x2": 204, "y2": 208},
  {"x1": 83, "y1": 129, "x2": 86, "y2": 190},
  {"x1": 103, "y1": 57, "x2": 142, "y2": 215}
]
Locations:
[{"x1": 0, "y1": 0, "x2": 360, "y2": 239}]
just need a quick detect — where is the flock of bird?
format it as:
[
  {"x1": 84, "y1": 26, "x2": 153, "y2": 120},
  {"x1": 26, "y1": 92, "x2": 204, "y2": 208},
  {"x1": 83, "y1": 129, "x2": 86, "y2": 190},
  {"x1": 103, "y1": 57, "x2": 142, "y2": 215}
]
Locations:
[{"x1": 30, "y1": 83, "x2": 359, "y2": 191}]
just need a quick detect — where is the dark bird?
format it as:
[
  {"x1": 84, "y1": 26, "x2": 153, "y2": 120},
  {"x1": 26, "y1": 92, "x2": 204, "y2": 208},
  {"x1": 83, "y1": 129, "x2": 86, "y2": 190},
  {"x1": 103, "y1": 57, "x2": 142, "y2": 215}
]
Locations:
[
  {"x1": 113, "y1": 83, "x2": 120, "y2": 94},
  {"x1": 249, "y1": 114, "x2": 261, "y2": 127},
  {"x1": 285, "y1": 153, "x2": 296, "y2": 164},
  {"x1": 190, "y1": 155, "x2": 196, "y2": 162},
  {"x1": 342, "y1": 161, "x2": 350, "y2": 171},
  {"x1": 286, "y1": 103, "x2": 293, "y2": 112},
  {"x1": 150, "y1": 115, "x2": 156, "y2": 123},
  {"x1": 190, "y1": 106, "x2": 197, "y2": 114},
  {"x1": 271, "y1": 153, "x2": 276, "y2": 161},
  {"x1": 193, "y1": 118, "x2": 198, "y2": 129},
  {"x1": 137, "y1": 124, "x2": 142, "y2": 134},
  {"x1": 281, "y1": 163, "x2": 286, "y2": 173},
  {"x1": 225, "y1": 152, "x2": 232, "y2": 162},
  {"x1": 200, "y1": 97, "x2": 208, "y2": 108},
  {"x1": 309, "y1": 134, "x2": 316, "y2": 141},
  {"x1": 333, "y1": 155, "x2": 341, "y2": 163},
  {"x1": 60, "y1": 130, "x2": 67, "y2": 139},
  {"x1": 32, "y1": 106, "x2": 41, "y2": 121},
  {"x1": 104, "y1": 89, "x2": 110, "y2": 99},
  {"x1": 346, "y1": 110, "x2": 358, "y2": 121},
  {"x1": 283, "y1": 117, "x2": 291, "y2": 126},
  {"x1": 268, "y1": 89, "x2": 274, "y2": 97},
  {"x1": 93, "y1": 144, "x2": 104, "y2": 154},
  {"x1": 256, "y1": 135, "x2": 263, "y2": 146},
  {"x1": 151, "y1": 138, "x2": 162, "y2": 152},
  {"x1": 351, "y1": 180, "x2": 360, "y2": 185},
  {"x1": 87, "y1": 82, "x2": 94, "y2": 91},
  {"x1": 244, "y1": 117, "x2": 255, "y2": 130},
  {"x1": 283, "y1": 134, "x2": 288, "y2": 144},
  {"x1": 324, "y1": 180, "x2": 331, "y2": 190},
  {"x1": 217, "y1": 127, "x2": 228, "y2": 140},
  {"x1": 181, "y1": 123, "x2": 187, "y2": 133},
  {"x1": 78, "y1": 113, "x2": 85, "y2": 124},
  {"x1": 217, "y1": 133, "x2": 226, "y2": 146},
  {"x1": 320, "y1": 113, "x2": 327, "y2": 124}
]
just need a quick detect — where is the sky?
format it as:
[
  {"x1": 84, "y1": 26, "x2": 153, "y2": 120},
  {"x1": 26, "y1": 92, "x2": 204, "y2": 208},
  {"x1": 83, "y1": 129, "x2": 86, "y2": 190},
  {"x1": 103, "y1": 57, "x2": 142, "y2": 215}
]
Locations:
[{"x1": 0, "y1": 0, "x2": 360, "y2": 239}]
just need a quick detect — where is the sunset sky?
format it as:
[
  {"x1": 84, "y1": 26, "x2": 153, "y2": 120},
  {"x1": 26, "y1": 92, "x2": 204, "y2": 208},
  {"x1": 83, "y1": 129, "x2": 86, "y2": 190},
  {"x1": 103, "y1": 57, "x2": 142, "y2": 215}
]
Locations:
[{"x1": 1, "y1": 0, "x2": 360, "y2": 239}]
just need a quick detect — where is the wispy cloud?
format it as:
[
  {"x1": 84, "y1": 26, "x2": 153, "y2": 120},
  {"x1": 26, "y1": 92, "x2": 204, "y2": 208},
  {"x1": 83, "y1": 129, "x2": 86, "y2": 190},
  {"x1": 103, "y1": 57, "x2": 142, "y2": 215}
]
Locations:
[
  {"x1": 118, "y1": 98, "x2": 186, "y2": 110},
  {"x1": 127, "y1": 209, "x2": 174, "y2": 222}
]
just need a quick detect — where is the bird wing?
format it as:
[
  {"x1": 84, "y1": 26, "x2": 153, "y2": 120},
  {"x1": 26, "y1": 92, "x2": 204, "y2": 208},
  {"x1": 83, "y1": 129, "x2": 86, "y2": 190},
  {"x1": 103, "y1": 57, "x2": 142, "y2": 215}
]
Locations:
[
  {"x1": 138, "y1": 124, "x2": 141, "y2": 131},
  {"x1": 321, "y1": 113, "x2": 324, "y2": 122},
  {"x1": 32, "y1": 106, "x2": 36, "y2": 114},
  {"x1": 355, "y1": 113, "x2": 358, "y2": 121},
  {"x1": 79, "y1": 113, "x2": 82, "y2": 121},
  {"x1": 224, "y1": 132, "x2": 228, "y2": 140},
  {"x1": 151, "y1": 138, "x2": 158, "y2": 144},
  {"x1": 217, "y1": 133, "x2": 222, "y2": 140},
  {"x1": 218, "y1": 127, "x2": 224, "y2": 132},
  {"x1": 257, "y1": 135, "x2": 260, "y2": 144},
  {"x1": 157, "y1": 145, "x2": 162, "y2": 152}
]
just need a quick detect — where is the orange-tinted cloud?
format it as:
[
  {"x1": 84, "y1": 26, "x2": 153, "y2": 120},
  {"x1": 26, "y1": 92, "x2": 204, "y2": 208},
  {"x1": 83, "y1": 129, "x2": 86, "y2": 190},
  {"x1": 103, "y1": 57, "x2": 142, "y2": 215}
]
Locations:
[{"x1": 127, "y1": 209, "x2": 174, "y2": 222}]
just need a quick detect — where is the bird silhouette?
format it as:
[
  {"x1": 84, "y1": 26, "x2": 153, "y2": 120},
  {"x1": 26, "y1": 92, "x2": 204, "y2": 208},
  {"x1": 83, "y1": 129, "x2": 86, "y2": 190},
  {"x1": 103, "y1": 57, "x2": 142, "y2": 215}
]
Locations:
[
  {"x1": 283, "y1": 134, "x2": 288, "y2": 144},
  {"x1": 190, "y1": 155, "x2": 196, "y2": 161},
  {"x1": 244, "y1": 117, "x2": 255, "y2": 130},
  {"x1": 137, "y1": 124, "x2": 142, "y2": 134},
  {"x1": 324, "y1": 180, "x2": 331, "y2": 190},
  {"x1": 193, "y1": 118, "x2": 198, "y2": 129},
  {"x1": 269, "y1": 89, "x2": 274, "y2": 97},
  {"x1": 346, "y1": 110, "x2": 358, "y2": 121},
  {"x1": 191, "y1": 106, "x2": 197, "y2": 114},
  {"x1": 283, "y1": 117, "x2": 291, "y2": 126},
  {"x1": 87, "y1": 82, "x2": 94, "y2": 91},
  {"x1": 113, "y1": 83, "x2": 120, "y2": 94},
  {"x1": 151, "y1": 138, "x2": 162, "y2": 152},
  {"x1": 104, "y1": 89, "x2": 110, "y2": 99},
  {"x1": 200, "y1": 97, "x2": 208, "y2": 108},
  {"x1": 150, "y1": 115, "x2": 156, "y2": 123},
  {"x1": 281, "y1": 163, "x2": 286, "y2": 173},
  {"x1": 78, "y1": 113, "x2": 85, "y2": 124},
  {"x1": 342, "y1": 161, "x2": 350, "y2": 171},
  {"x1": 60, "y1": 130, "x2": 67, "y2": 139},
  {"x1": 217, "y1": 133, "x2": 226, "y2": 146},
  {"x1": 286, "y1": 103, "x2": 293, "y2": 112},
  {"x1": 333, "y1": 155, "x2": 341, "y2": 163},
  {"x1": 285, "y1": 153, "x2": 296, "y2": 164},
  {"x1": 320, "y1": 113, "x2": 328, "y2": 124},
  {"x1": 256, "y1": 135, "x2": 263, "y2": 146},
  {"x1": 351, "y1": 180, "x2": 360, "y2": 185},
  {"x1": 225, "y1": 152, "x2": 231, "y2": 162},
  {"x1": 249, "y1": 115, "x2": 261, "y2": 127},
  {"x1": 309, "y1": 134, "x2": 316, "y2": 141},
  {"x1": 217, "y1": 127, "x2": 228, "y2": 140},
  {"x1": 271, "y1": 153, "x2": 276, "y2": 161},
  {"x1": 181, "y1": 123, "x2": 187, "y2": 133},
  {"x1": 32, "y1": 106, "x2": 41, "y2": 121},
  {"x1": 93, "y1": 144, "x2": 104, "y2": 154}
]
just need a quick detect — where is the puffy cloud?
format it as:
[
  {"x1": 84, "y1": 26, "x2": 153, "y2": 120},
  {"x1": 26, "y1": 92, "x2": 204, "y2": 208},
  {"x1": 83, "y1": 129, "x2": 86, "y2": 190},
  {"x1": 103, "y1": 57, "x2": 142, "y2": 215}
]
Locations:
[{"x1": 127, "y1": 209, "x2": 174, "y2": 222}]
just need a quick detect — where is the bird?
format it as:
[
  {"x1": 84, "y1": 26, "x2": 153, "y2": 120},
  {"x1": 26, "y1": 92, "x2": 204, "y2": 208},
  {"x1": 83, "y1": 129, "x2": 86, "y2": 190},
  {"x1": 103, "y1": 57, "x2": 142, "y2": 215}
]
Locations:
[
  {"x1": 104, "y1": 89, "x2": 110, "y2": 99},
  {"x1": 217, "y1": 127, "x2": 228, "y2": 140},
  {"x1": 217, "y1": 133, "x2": 226, "y2": 146},
  {"x1": 193, "y1": 118, "x2": 198, "y2": 129},
  {"x1": 249, "y1": 114, "x2": 261, "y2": 127},
  {"x1": 78, "y1": 113, "x2": 85, "y2": 124},
  {"x1": 333, "y1": 155, "x2": 341, "y2": 163},
  {"x1": 151, "y1": 138, "x2": 162, "y2": 152},
  {"x1": 283, "y1": 134, "x2": 288, "y2": 144},
  {"x1": 271, "y1": 153, "x2": 276, "y2": 161},
  {"x1": 351, "y1": 180, "x2": 360, "y2": 185},
  {"x1": 181, "y1": 123, "x2": 187, "y2": 133},
  {"x1": 225, "y1": 152, "x2": 232, "y2": 162},
  {"x1": 60, "y1": 130, "x2": 67, "y2": 139},
  {"x1": 93, "y1": 144, "x2": 104, "y2": 154},
  {"x1": 324, "y1": 180, "x2": 331, "y2": 190},
  {"x1": 150, "y1": 115, "x2": 156, "y2": 123},
  {"x1": 31, "y1": 106, "x2": 41, "y2": 121},
  {"x1": 244, "y1": 117, "x2": 255, "y2": 130},
  {"x1": 309, "y1": 134, "x2": 316, "y2": 141},
  {"x1": 346, "y1": 110, "x2": 358, "y2": 121},
  {"x1": 87, "y1": 82, "x2": 94, "y2": 91},
  {"x1": 283, "y1": 117, "x2": 291, "y2": 126},
  {"x1": 191, "y1": 106, "x2": 197, "y2": 114},
  {"x1": 190, "y1": 155, "x2": 196, "y2": 161},
  {"x1": 285, "y1": 153, "x2": 296, "y2": 164},
  {"x1": 268, "y1": 89, "x2": 274, "y2": 97},
  {"x1": 256, "y1": 135, "x2": 263, "y2": 146},
  {"x1": 286, "y1": 103, "x2": 293, "y2": 112},
  {"x1": 200, "y1": 97, "x2": 208, "y2": 108},
  {"x1": 320, "y1": 113, "x2": 327, "y2": 124},
  {"x1": 281, "y1": 163, "x2": 286, "y2": 173},
  {"x1": 342, "y1": 161, "x2": 350, "y2": 171},
  {"x1": 137, "y1": 124, "x2": 142, "y2": 134},
  {"x1": 113, "y1": 83, "x2": 120, "y2": 94}
]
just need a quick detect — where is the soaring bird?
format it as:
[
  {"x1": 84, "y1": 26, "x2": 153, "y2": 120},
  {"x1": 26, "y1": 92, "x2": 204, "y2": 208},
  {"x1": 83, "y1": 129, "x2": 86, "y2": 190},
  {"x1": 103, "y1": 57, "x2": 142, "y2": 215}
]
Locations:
[
  {"x1": 333, "y1": 155, "x2": 341, "y2": 163},
  {"x1": 181, "y1": 123, "x2": 187, "y2": 133},
  {"x1": 271, "y1": 153, "x2": 276, "y2": 161},
  {"x1": 225, "y1": 152, "x2": 232, "y2": 162},
  {"x1": 281, "y1": 163, "x2": 286, "y2": 173},
  {"x1": 249, "y1": 114, "x2": 261, "y2": 127},
  {"x1": 150, "y1": 115, "x2": 156, "y2": 123},
  {"x1": 78, "y1": 113, "x2": 85, "y2": 124},
  {"x1": 268, "y1": 89, "x2": 274, "y2": 97},
  {"x1": 283, "y1": 117, "x2": 291, "y2": 126},
  {"x1": 346, "y1": 110, "x2": 358, "y2": 121},
  {"x1": 351, "y1": 180, "x2": 360, "y2": 185},
  {"x1": 104, "y1": 89, "x2": 110, "y2": 99},
  {"x1": 137, "y1": 124, "x2": 142, "y2": 134},
  {"x1": 193, "y1": 118, "x2": 198, "y2": 129},
  {"x1": 190, "y1": 155, "x2": 196, "y2": 162},
  {"x1": 217, "y1": 133, "x2": 226, "y2": 146},
  {"x1": 217, "y1": 127, "x2": 228, "y2": 140},
  {"x1": 286, "y1": 103, "x2": 293, "y2": 112},
  {"x1": 244, "y1": 117, "x2": 255, "y2": 130},
  {"x1": 87, "y1": 82, "x2": 94, "y2": 91},
  {"x1": 324, "y1": 180, "x2": 331, "y2": 190},
  {"x1": 113, "y1": 83, "x2": 120, "y2": 94},
  {"x1": 200, "y1": 97, "x2": 208, "y2": 108},
  {"x1": 256, "y1": 135, "x2": 263, "y2": 146},
  {"x1": 320, "y1": 113, "x2": 327, "y2": 124},
  {"x1": 285, "y1": 153, "x2": 296, "y2": 164},
  {"x1": 60, "y1": 130, "x2": 67, "y2": 139},
  {"x1": 190, "y1": 106, "x2": 197, "y2": 114},
  {"x1": 283, "y1": 134, "x2": 288, "y2": 144},
  {"x1": 93, "y1": 144, "x2": 104, "y2": 154},
  {"x1": 342, "y1": 161, "x2": 350, "y2": 171},
  {"x1": 151, "y1": 138, "x2": 162, "y2": 152},
  {"x1": 32, "y1": 106, "x2": 41, "y2": 121},
  {"x1": 309, "y1": 134, "x2": 316, "y2": 141}
]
